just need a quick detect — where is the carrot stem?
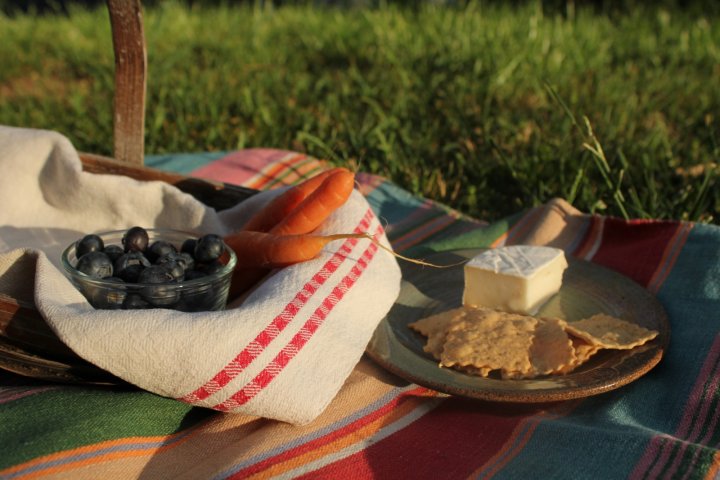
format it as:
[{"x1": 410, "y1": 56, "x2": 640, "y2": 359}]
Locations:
[{"x1": 331, "y1": 233, "x2": 462, "y2": 268}]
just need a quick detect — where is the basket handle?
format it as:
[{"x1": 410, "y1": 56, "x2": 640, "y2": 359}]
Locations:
[{"x1": 107, "y1": 0, "x2": 146, "y2": 166}]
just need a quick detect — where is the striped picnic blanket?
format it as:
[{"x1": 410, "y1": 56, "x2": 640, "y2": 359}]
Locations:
[{"x1": 1, "y1": 148, "x2": 718, "y2": 479}]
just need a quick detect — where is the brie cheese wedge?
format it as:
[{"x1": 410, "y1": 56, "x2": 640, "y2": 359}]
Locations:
[{"x1": 462, "y1": 245, "x2": 568, "y2": 315}]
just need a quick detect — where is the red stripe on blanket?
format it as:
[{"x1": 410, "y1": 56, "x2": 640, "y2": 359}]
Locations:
[
  {"x1": 355, "y1": 171, "x2": 387, "y2": 196},
  {"x1": 190, "y1": 149, "x2": 299, "y2": 187},
  {"x1": 245, "y1": 153, "x2": 307, "y2": 190},
  {"x1": 573, "y1": 215, "x2": 604, "y2": 259},
  {"x1": 0, "y1": 386, "x2": 60, "y2": 405},
  {"x1": 215, "y1": 227, "x2": 382, "y2": 411},
  {"x1": 391, "y1": 213, "x2": 458, "y2": 252},
  {"x1": 630, "y1": 334, "x2": 720, "y2": 479},
  {"x1": 298, "y1": 398, "x2": 528, "y2": 480},
  {"x1": 179, "y1": 209, "x2": 375, "y2": 404},
  {"x1": 504, "y1": 206, "x2": 545, "y2": 246},
  {"x1": 646, "y1": 223, "x2": 693, "y2": 294},
  {"x1": 584, "y1": 218, "x2": 682, "y2": 287},
  {"x1": 226, "y1": 386, "x2": 433, "y2": 479}
]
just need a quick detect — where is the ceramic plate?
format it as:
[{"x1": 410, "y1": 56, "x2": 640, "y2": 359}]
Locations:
[{"x1": 366, "y1": 248, "x2": 670, "y2": 403}]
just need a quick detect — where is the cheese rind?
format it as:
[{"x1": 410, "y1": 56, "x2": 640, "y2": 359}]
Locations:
[{"x1": 462, "y1": 245, "x2": 568, "y2": 315}]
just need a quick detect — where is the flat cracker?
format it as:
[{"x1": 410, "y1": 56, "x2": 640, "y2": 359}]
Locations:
[
  {"x1": 557, "y1": 336, "x2": 601, "y2": 374},
  {"x1": 570, "y1": 337, "x2": 601, "y2": 363},
  {"x1": 564, "y1": 314, "x2": 659, "y2": 350},
  {"x1": 407, "y1": 306, "x2": 658, "y2": 380},
  {"x1": 440, "y1": 308, "x2": 537, "y2": 378},
  {"x1": 523, "y1": 317, "x2": 575, "y2": 378},
  {"x1": 408, "y1": 307, "x2": 467, "y2": 359},
  {"x1": 453, "y1": 364, "x2": 494, "y2": 377}
]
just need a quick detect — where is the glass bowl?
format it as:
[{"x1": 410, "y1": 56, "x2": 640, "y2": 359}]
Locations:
[{"x1": 61, "y1": 228, "x2": 237, "y2": 312}]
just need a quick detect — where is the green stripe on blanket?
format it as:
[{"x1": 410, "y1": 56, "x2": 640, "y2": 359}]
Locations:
[{"x1": 0, "y1": 381, "x2": 212, "y2": 469}]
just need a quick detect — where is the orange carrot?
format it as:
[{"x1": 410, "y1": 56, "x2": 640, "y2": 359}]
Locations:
[
  {"x1": 225, "y1": 231, "x2": 364, "y2": 299},
  {"x1": 241, "y1": 168, "x2": 344, "y2": 232},
  {"x1": 226, "y1": 231, "x2": 366, "y2": 269},
  {"x1": 270, "y1": 168, "x2": 355, "y2": 236},
  {"x1": 226, "y1": 229, "x2": 444, "y2": 294},
  {"x1": 239, "y1": 187, "x2": 306, "y2": 233},
  {"x1": 226, "y1": 167, "x2": 355, "y2": 301},
  {"x1": 224, "y1": 227, "x2": 444, "y2": 300}
]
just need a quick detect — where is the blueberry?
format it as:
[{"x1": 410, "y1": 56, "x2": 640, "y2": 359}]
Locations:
[
  {"x1": 103, "y1": 244, "x2": 124, "y2": 263},
  {"x1": 138, "y1": 264, "x2": 176, "y2": 284},
  {"x1": 194, "y1": 234, "x2": 224, "y2": 263},
  {"x1": 122, "y1": 226, "x2": 149, "y2": 253},
  {"x1": 147, "y1": 240, "x2": 177, "y2": 263},
  {"x1": 118, "y1": 264, "x2": 144, "y2": 283},
  {"x1": 158, "y1": 251, "x2": 194, "y2": 273},
  {"x1": 181, "y1": 285, "x2": 216, "y2": 311},
  {"x1": 114, "y1": 252, "x2": 151, "y2": 282},
  {"x1": 183, "y1": 269, "x2": 207, "y2": 280},
  {"x1": 123, "y1": 293, "x2": 151, "y2": 309},
  {"x1": 76, "y1": 234, "x2": 104, "y2": 258},
  {"x1": 177, "y1": 252, "x2": 195, "y2": 272},
  {"x1": 76, "y1": 251, "x2": 113, "y2": 278},
  {"x1": 87, "y1": 276, "x2": 126, "y2": 309},
  {"x1": 138, "y1": 265, "x2": 179, "y2": 306},
  {"x1": 180, "y1": 238, "x2": 197, "y2": 255},
  {"x1": 162, "y1": 259, "x2": 185, "y2": 282},
  {"x1": 198, "y1": 260, "x2": 225, "y2": 275}
]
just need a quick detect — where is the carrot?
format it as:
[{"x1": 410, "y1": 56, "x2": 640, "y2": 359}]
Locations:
[
  {"x1": 225, "y1": 229, "x2": 450, "y2": 294},
  {"x1": 269, "y1": 168, "x2": 355, "y2": 236},
  {"x1": 239, "y1": 187, "x2": 306, "y2": 233},
  {"x1": 225, "y1": 231, "x2": 363, "y2": 299},
  {"x1": 240, "y1": 168, "x2": 345, "y2": 232},
  {"x1": 225, "y1": 167, "x2": 356, "y2": 301},
  {"x1": 226, "y1": 231, "x2": 366, "y2": 268},
  {"x1": 224, "y1": 229, "x2": 451, "y2": 300}
]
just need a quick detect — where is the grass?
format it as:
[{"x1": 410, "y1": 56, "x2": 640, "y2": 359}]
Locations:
[{"x1": 1, "y1": 1, "x2": 718, "y2": 224}]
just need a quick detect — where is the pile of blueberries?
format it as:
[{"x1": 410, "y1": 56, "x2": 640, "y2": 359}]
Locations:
[{"x1": 70, "y1": 226, "x2": 229, "y2": 311}]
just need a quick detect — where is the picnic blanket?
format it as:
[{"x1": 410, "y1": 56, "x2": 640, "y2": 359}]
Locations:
[{"x1": 1, "y1": 147, "x2": 719, "y2": 479}]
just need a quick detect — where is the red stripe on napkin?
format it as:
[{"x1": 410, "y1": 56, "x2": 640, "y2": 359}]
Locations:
[
  {"x1": 179, "y1": 209, "x2": 376, "y2": 404},
  {"x1": 214, "y1": 225, "x2": 382, "y2": 411}
]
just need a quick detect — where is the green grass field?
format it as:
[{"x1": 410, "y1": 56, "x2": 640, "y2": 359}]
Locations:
[{"x1": 1, "y1": 1, "x2": 718, "y2": 224}]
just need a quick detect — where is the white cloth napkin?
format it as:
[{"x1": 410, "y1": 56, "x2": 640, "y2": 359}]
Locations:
[{"x1": 0, "y1": 126, "x2": 401, "y2": 424}]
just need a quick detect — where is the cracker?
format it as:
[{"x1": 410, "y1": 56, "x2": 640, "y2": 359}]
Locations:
[
  {"x1": 408, "y1": 306, "x2": 659, "y2": 380},
  {"x1": 524, "y1": 317, "x2": 575, "y2": 377},
  {"x1": 563, "y1": 314, "x2": 659, "y2": 350},
  {"x1": 557, "y1": 336, "x2": 601, "y2": 374},
  {"x1": 440, "y1": 308, "x2": 537, "y2": 378},
  {"x1": 570, "y1": 337, "x2": 601, "y2": 363},
  {"x1": 453, "y1": 364, "x2": 494, "y2": 377},
  {"x1": 408, "y1": 307, "x2": 467, "y2": 359}
]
